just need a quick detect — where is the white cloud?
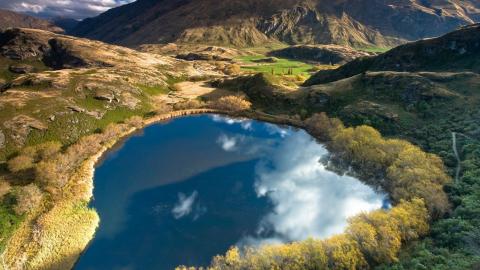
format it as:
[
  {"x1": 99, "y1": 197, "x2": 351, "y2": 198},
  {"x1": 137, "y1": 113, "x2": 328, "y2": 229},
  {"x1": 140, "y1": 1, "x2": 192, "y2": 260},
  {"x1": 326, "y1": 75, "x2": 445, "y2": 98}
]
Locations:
[
  {"x1": 217, "y1": 134, "x2": 241, "y2": 152},
  {"x1": 0, "y1": 0, "x2": 135, "y2": 19},
  {"x1": 172, "y1": 191, "x2": 198, "y2": 219},
  {"x1": 211, "y1": 115, "x2": 253, "y2": 131},
  {"x1": 264, "y1": 123, "x2": 289, "y2": 137},
  {"x1": 239, "y1": 131, "x2": 386, "y2": 246}
]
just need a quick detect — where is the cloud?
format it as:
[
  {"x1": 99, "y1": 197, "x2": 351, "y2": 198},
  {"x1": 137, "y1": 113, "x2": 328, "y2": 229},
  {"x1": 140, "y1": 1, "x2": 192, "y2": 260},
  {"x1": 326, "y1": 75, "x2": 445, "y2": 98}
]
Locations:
[
  {"x1": 172, "y1": 191, "x2": 198, "y2": 219},
  {"x1": 0, "y1": 0, "x2": 135, "y2": 19},
  {"x1": 264, "y1": 123, "x2": 289, "y2": 138},
  {"x1": 217, "y1": 134, "x2": 241, "y2": 152},
  {"x1": 239, "y1": 131, "x2": 386, "y2": 246},
  {"x1": 211, "y1": 115, "x2": 253, "y2": 131}
]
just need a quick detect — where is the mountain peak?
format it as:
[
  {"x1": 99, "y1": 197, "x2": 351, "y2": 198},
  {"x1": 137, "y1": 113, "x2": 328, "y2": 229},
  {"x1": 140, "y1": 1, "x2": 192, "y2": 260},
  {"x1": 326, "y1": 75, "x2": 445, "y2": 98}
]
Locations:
[
  {"x1": 0, "y1": 9, "x2": 64, "y2": 33},
  {"x1": 71, "y1": 0, "x2": 480, "y2": 47}
]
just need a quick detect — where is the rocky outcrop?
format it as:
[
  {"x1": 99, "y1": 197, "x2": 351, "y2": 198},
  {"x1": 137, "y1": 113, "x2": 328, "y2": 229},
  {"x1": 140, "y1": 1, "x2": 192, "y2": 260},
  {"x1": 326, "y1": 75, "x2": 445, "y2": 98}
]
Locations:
[
  {"x1": 3, "y1": 115, "x2": 47, "y2": 146},
  {"x1": 268, "y1": 45, "x2": 374, "y2": 65},
  {"x1": 176, "y1": 52, "x2": 232, "y2": 62},
  {"x1": 0, "y1": 9, "x2": 63, "y2": 33},
  {"x1": 9, "y1": 64, "x2": 35, "y2": 74},
  {"x1": 341, "y1": 100, "x2": 400, "y2": 122},
  {"x1": 71, "y1": 0, "x2": 480, "y2": 47},
  {"x1": 0, "y1": 129, "x2": 4, "y2": 149},
  {"x1": 0, "y1": 28, "x2": 113, "y2": 69}
]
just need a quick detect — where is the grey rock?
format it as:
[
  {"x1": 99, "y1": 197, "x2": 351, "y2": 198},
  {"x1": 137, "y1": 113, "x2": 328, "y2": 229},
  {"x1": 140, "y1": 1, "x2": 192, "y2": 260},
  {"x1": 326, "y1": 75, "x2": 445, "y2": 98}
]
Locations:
[
  {"x1": 0, "y1": 129, "x2": 5, "y2": 149},
  {"x1": 9, "y1": 64, "x2": 35, "y2": 74}
]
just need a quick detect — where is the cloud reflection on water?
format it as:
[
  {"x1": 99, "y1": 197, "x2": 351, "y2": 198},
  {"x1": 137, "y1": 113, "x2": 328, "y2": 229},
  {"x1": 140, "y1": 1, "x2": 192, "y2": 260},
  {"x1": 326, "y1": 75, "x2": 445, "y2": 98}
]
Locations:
[{"x1": 212, "y1": 119, "x2": 387, "y2": 247}]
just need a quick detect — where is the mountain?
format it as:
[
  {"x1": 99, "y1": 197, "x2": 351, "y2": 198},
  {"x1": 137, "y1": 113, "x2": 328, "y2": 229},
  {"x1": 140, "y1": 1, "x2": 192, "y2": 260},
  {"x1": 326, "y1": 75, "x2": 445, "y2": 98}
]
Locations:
[
  {"x1": 71, "y1": 0, "x2": 480, "y2": 47},
  {"x1": 0, "y1": 9, "x2": 64, "y2": 33},
  {"x1": 304, "y1": 23, "x2": 480, "y2": 85},
  {"x1": 52, "y1": 17, "x2": 80, "y2": 33}
]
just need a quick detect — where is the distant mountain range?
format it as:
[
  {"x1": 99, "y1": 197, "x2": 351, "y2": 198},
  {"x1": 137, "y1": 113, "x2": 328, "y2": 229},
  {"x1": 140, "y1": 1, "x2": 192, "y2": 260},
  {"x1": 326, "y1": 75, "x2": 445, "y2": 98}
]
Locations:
[
  {"x1": 71, "y1": 0, "x2": 480, "y2": 47},
  {"x1": 0, "y1": 9, "x2": 64, "y2": 33}
]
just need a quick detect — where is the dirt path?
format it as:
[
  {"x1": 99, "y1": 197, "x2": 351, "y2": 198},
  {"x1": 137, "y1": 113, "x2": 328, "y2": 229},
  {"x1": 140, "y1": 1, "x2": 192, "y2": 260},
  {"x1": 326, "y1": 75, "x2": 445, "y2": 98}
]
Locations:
[{"x1": 173, "y1": 81, "x2": 218, "y2": 99}]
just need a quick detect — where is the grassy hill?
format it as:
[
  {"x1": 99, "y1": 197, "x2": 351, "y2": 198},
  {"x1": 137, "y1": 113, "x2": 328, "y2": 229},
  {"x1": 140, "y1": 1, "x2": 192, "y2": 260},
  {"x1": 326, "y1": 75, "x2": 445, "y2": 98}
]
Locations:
[{"x1": 305, "y1": 24, "x2": 480, "y2": 86}]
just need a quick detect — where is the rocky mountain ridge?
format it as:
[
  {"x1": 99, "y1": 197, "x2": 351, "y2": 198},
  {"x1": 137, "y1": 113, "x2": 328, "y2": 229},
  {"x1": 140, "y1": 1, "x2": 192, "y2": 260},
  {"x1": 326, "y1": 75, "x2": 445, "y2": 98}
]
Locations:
[
  {"x1": 0, "y1": 9, "x2": 63, "y2": 33},
  {"x1": 71, "y1": 0, "x2": 480, "y2": 47}
]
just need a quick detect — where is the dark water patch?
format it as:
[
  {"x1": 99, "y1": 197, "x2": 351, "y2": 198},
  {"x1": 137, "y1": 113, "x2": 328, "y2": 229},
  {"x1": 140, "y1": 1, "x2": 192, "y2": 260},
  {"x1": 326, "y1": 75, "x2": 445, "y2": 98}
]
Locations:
[{"x1": 75, "y1": 115, "x2": 385, "y2": 270}]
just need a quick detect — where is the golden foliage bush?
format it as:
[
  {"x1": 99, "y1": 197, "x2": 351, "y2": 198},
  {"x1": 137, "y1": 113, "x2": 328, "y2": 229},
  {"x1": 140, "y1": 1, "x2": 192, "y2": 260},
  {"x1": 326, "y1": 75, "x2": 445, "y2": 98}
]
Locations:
[
  {"x1": 174, "y1": 99, "x2": 204, "y2": 110},
  {"x1": 21, "y1": 141, "x2": 62, "y2": 161},
  {"x1": 224, "y1": 64, "x2": 241, "y2": 75},
  {"x1": 7, "y1": 155, "x2": 34, "y2": 173},
  {"x1": 14, "y1": 184, "x2": 43, "y2": 215},
  {"x1": 210, "y1": 96, "x2": 252, "y2": 112},
  {"x1": 0, "y1": 179, "x2": 11, "y2": 199},
  {"x1": 125, "y1": 115, "x2": 144, "y2": 129},
  {"x1": 306, "y1": 113, "x2": 451, "y2": 218},
  {"x1": 200, "y1": 200, "x2": 429, "y2": 270}
]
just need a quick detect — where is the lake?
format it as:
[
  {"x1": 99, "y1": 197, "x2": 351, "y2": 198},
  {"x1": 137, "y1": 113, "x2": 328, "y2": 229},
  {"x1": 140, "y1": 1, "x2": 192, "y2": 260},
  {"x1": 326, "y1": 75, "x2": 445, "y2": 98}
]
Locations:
[{"x1": 75, "y1": 115, "x2": 386, "y2": 270}]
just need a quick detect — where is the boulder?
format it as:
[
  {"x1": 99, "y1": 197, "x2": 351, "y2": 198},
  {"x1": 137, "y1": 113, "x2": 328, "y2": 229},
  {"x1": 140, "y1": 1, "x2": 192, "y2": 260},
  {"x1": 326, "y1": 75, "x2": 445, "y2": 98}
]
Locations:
[
  {"x1": 3, "y1": 115, "x2": 47, "y2": 146},
  {"x1": 94, "y1": 89, "x2": 115, "y2": 102},
  {"x1": 0, "y1": 129, "x2": 4, "y2": 149},
  {"x1": 9, "y1": 64, "x2": 35, "y2": 74}
]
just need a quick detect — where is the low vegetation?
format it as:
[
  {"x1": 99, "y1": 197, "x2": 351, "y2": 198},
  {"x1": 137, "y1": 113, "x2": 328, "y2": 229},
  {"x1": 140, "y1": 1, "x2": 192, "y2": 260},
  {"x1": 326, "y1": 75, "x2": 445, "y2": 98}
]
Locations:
[{"x1": 209, "y1": 96, "x2": 252, "y2": 112}]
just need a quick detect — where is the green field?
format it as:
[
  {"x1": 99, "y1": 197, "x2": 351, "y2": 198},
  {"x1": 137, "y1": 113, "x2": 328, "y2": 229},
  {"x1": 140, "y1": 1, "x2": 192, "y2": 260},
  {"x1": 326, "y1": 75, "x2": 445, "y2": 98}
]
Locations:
[
  {"x1": 356, "y1": 46, "x2": 391, "y2": 53},
  {"x1": 236, "y1": 55, "x2": 314, "y2": 77}
]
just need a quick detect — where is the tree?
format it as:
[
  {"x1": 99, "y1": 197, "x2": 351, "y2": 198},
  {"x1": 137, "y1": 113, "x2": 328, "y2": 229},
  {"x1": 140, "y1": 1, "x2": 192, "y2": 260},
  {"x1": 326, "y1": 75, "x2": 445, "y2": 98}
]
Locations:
[
  {"x1": 36, "y1": 159, "x2": 68, "y2": 191},
  {"x1": 324, "y1": 234, "x2": 367, "y2": 270},
  {"x1": 35, "y1": 141, "x2": 62, "y2": 160},
  {"x1": 305, "y1": 113, "x2": 344, "y2": 141},
  {"x1": 390, "y1": 199, "x2": 429, "y2": 241},
  {"x1": 348, "y1": 210, "x2": 402, "y2": 264}
]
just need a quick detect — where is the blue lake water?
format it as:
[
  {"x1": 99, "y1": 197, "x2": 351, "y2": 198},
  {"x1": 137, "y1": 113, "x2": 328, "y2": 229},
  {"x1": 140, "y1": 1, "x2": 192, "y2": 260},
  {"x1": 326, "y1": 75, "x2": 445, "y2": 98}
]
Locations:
[{"x1": 75, "y1": 115, "x2": 386, "y2": 270}]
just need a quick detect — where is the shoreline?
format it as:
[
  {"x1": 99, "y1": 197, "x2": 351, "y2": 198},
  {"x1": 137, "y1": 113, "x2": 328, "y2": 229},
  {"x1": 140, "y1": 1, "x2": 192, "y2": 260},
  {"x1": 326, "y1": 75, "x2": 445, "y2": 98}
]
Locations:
[
  {"x1": 72, "y1": 109, "x2": 305, "y2": 269},
  {"x1": 0, "y1": 107, "x2": 449, "y2": 270}
]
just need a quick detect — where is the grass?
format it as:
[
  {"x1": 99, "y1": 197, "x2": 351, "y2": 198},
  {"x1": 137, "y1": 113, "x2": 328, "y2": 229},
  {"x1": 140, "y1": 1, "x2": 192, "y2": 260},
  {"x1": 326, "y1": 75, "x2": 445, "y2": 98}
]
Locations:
[
  {"x1": 0, "y1": 56, "x2": 51, "y2": 82},
  {"x1": 2, "y1": 201, "x2": 99, "y2": 270},
  {"x1": 356, "y1": 46, "x2": 391, "y2": 53},
  {"x1": 0, "y1": 198, "x2": 23, "y2": 253},
  {"x1": 136, "y1": 84, "x2": 170, "y2": 96},
  {"x1": 236, "y1": 55, "x2": 314, "y2": 77},
  {"x1": 240, "y1": 43, "x2": 288, "y2": 55}
]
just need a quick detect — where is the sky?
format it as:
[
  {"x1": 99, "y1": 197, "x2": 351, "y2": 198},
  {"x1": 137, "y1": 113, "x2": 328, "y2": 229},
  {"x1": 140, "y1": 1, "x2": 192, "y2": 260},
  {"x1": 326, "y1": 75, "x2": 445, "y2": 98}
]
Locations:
[{"x1": 0, "y1": 0, "x2": 135, "y2": 19}]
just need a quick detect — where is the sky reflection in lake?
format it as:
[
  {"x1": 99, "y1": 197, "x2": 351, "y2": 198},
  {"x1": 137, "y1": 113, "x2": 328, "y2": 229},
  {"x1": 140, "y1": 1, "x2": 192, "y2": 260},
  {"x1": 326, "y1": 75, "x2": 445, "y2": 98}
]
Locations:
[{"x1": 75, "y1": 115, "x2": 385, "y2": 270}]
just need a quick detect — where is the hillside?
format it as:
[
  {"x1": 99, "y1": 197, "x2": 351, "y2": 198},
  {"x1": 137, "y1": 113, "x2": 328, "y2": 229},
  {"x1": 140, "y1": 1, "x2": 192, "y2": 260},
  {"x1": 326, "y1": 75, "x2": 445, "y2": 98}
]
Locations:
[
  {"x1": 71, "y1": 0, "x2": 480, "y2": 47},
  {"x1": 0, "y1": 28, "x2": 244, "y2": 269},
  {"x1": 0, "y1": 23, "x2": 479, "y2": 270},
  {"x1": 268, "y1": 44, "x2": 374, "y2": 65},
  {"x1": 0, "y1": 28, "x2": 231, "y2": 161},
  {"x1": 305, "y1": 23, "x2": 480, "y2": 85},
  {"x1": 0, "y1": 9, "x2": 63, "y2": 33}
]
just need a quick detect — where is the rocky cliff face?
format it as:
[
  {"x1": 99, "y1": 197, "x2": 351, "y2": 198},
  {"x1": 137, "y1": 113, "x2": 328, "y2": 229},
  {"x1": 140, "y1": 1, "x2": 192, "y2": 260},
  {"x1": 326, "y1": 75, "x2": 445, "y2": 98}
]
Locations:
[
  {"x1": 71, "y1": 0, "x2": 480, "y2": 47},
  {"x1": 0, "y1": 9, "x2": 63, "y2": 33}
]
